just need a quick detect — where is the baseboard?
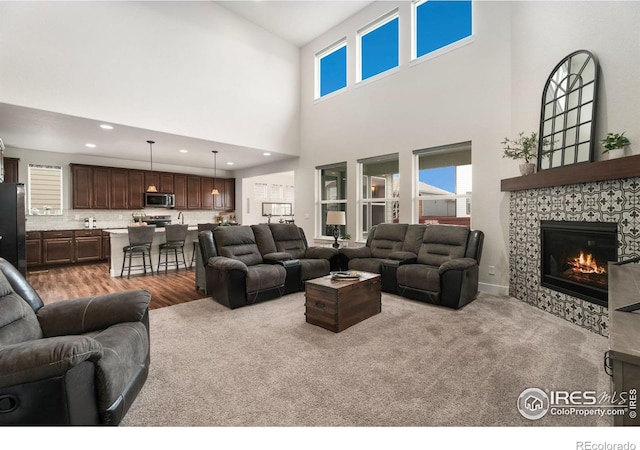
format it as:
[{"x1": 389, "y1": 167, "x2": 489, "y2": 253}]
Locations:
[{"x1": 478, "y1": 282, "x2": 509, "y2": 297}]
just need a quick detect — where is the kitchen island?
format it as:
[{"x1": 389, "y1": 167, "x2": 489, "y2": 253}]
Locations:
[{"x1": 104, "y1": 226, "x2": 199, "y2": 277}]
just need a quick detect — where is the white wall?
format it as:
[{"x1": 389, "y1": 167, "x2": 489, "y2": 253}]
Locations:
[
  {"x1": 297, "y1": 1, "x2": 513, "y2": 293},
  {"x1": 241, "y1": 171, "x2": 295, "y2": 226},
  {"x1": 0, "y1": 1, "x2": 301, "y2": 155}
]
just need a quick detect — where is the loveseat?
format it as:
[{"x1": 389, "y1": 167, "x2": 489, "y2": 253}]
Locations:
[
  {"x1": 0, "y1": 257, "x2": 150, "y2": 425},
  {"x1": 340, "y1": 223, "x2": 484, "y2": 309},
  {"x1": 199, "y1": 224, "x2": 338, "y2": 309}
]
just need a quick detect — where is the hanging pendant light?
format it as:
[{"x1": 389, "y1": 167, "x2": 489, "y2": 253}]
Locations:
[
  {"x1": 146, "y1": 140, "x2": 158, "y2": 193},
  {"x1": 211, "y1": 150, "x2": 219, "y2": 195}
]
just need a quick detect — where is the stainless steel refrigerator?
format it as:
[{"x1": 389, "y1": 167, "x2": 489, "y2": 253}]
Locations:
[{"x1": 0, "y1": 183, "x2": 26, "y2": 276}]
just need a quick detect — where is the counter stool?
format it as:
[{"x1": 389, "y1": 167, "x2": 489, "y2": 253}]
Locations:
[
  {"x1": 157, "y1": 224, "x2": 189, "y2": 273},
  {"x1": 190, "y1": 240, "x2": 198, "y2": 269},
  {"x1": 121, "y1": 225, "x2": 156, "y2": 279}
]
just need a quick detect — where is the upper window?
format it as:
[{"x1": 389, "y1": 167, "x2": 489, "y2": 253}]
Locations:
[
  {"x1": 316, "y1": 41, "x2": 347, "y2": 98},
  {"x1": 414, "y1": 0, "x2": 472, "y2": 59},
  {"x1": 359, "y1": 12, "x2": 399, "y2": 82}
]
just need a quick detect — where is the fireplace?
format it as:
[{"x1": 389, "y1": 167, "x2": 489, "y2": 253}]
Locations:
[{"x1": 540, "y1": 221, "x2": 617, "y2": 307}]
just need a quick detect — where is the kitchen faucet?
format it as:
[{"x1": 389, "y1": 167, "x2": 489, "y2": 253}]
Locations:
[{"x1": 177, "y1": 211, "x2": 184, "y2": 224}]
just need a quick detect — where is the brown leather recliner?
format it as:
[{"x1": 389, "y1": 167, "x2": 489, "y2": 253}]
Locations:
[{"x1": 0, "y1": 257, "x2": 151, "y2": 425}]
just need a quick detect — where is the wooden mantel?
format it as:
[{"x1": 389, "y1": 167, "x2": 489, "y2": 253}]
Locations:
[{"x1": 501, "y1": 154, "x2": 640, "y2": 192}]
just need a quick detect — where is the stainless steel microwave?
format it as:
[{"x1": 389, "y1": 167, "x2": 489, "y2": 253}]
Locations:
[{"x1": 144, "y1": 192, "x2": 175, "y2": 209}]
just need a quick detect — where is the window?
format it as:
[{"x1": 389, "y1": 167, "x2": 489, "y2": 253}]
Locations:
[
  {"x1": 358, "y1": 154, "x2": 399, "y2": 241},
  {"x1": 316, "y1": 41, "x2": 347, "y2": 98},
  {"x1": 28, "y1": 164, "x2": 63, "y2": 215},
  {"x1": 318, "y1": 163, "x2": 347, "y2": 238},
  {"x1": 415, "y1": 143, "x2": 471, "y2": 226},
  {"x1": 359, "y1": 12, "x2": 399, "y2": 82},
  {"x1": 414, "y1": 0, "x2": 472, "y2": 59}
]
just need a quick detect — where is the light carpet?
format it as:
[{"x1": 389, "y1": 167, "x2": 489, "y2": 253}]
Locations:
[{"x1": 121, "y1": 292, "x2": 611, "y2": 427}]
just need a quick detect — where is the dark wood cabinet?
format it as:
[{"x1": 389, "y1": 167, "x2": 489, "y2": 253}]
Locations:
[
  {"x1": 71, "y1": 165, "x2": 93, "y2": 209},
  {"x1": 174, "y1": 175, "x2": 187, "y2": 209},
  {"x1": 74, "y1": 230, "x2": 103, "y2": 262},
  {"x1": 26, "y1": 231, "x2": 42, "y2": 268},
  {"x1": 42, "y1": 231, "x2": 74, "y2": 265},
  {"x1": 200, "y1": 177, "x2": 214, "y2": 210},
  {"x1": 128, "y1": 170, "x2": 145, "y2": 209},
  {"x1": 3, "y1": 157, "x2": 19, "y2": 183},
  {"x1": 160, "y1": 173, "x2": 174, "y2": 193},
  {"x1": 110, "y1": 169, "x2": 129, "y2": 209},
  {"x1": 102, "y1": 231, "x2": 110, "y2": 261},
  {"x1": 92, "y1": 167, "x2": 110, "y2": 209},
  {"x1": 224, "y1": 178, "x2": 235, "y2": 211},
  {"x1": 187, "y1": 176, "x2": 201, "y2": 210}
]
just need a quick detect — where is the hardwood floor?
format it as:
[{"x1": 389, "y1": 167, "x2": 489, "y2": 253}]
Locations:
[{"x1": 27, "y1": 262, "x2": 206, "y2": 310}]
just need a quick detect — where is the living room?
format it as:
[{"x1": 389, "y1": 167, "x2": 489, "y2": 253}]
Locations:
[{"x1": 1, "y1": 0, "x2": 639, "y2": 447}]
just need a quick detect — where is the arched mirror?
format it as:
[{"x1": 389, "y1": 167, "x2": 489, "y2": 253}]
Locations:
[{"x1": 538, "y1": 50, "x2": 599, "y2": 170}]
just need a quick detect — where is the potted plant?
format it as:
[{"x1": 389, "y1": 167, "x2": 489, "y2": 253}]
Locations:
[
  {"x1": 600, "y1": 132, "x2": 630, "y2": 159},
  {"x1": 501, "y1": 131, "x2": 547, "y2": 175}
]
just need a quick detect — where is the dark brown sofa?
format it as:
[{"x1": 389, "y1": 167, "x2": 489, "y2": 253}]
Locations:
[
  {"x1": 340, "y1": 223, "x2": 484, "y2": 309},
  {"x1": 199, "y1": 224, "x2": 338, "y2": 309}
]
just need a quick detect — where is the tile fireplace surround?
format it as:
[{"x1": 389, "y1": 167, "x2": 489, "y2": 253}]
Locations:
[{"x1": 504, "y1": 156, "x2": 640, "y2": 337}]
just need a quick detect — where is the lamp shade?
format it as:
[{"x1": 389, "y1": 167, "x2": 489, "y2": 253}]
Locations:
[{"x1": 326, "y1": 211, "x2": 346, "y2": 226}]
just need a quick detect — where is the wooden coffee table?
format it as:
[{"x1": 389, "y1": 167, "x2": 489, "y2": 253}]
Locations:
[{"x1": 304, "y1": 272, "x2": 381, "y2": 333}]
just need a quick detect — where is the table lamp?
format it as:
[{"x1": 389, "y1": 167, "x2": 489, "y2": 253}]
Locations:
[{"x1": 326, "y1": 211, "x2": 346, "y2": 249}]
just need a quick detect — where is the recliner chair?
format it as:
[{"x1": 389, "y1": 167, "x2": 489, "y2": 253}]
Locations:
[{"x1": 0, "y1": 257, "x2": 151, "y2": 425}]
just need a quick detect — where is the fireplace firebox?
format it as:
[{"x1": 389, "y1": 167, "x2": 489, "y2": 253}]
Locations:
[{"x1": 540, "y1": 221, "x2": 617, "y2": 306}]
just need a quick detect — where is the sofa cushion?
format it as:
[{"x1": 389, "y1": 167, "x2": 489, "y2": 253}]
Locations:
[
  {"x1": 268, "y1": 224, "x2": 307, "y2": 259},
  {"x1": 402, "y1": 224, "x2": 427, "y2": 254},
  {"x1": 299, "y1": 259, "x2": 330, "y2": 281},
  {"x1": 245, "y1": 264, "x2": 287, "y2": 294},
  {"x1": 0, "y1": 271, "x2": 43, "y2": 346},
  {"x1": 214, "y1": 226, "x2": 263, "y2": 267},
  {"x1": 396, "y1": 264, "x2": 441, "y2": 293},
  {"x1": 417, "y1": 225, "x2": 470, "y2": 267},
  {"x1": 370, "y1": 223, "x2": 408, "y2": 258},
  {"x1": 92, "y1": 321, "x2": 149, "y2": 411},
  {"x1": 251, "y1": 224, "x2": 277, "y2": 256},
  {"x1": 348, "y1": 258, "x2": 386, "y2": 274}
]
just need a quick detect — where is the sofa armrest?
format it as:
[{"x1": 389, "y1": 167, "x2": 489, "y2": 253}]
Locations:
[
  {"x1": 387, "y1": 251, "x2": 417, "y2": 263},
  {"x1": 210, "y1": 256, "x2": 248, "y2": 274},
  {"x1": 340, "y1": 247, "x2": 371, "y2": 260},
  {"x1": 305, "y1": 246, "x2": 339, "y2": 260},
  {"x1": 439, "y1": 258, "x2": 478, "y2": 275},
  {"x1": 37, "y1": 290, "x2": 151, "y2": 337},
  {"x1": 263, "y1": 252, "x2": 293, "y2": 262},
  {"x1": 0, "y1": 336, "x2": 103, "y2": 388}
]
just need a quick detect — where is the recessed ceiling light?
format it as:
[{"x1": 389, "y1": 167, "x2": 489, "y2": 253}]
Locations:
[
  {"x1": 85, "y1": 143, "x2": 96, "y2": 148},
  {"x1": 99, "y1": 124, "x2": 113, "y2": 130},
  {"x1": 179, "y1": 149, "x2": 188, "y2": 153},
  {"x1": 263, "y1": 152, "x2": 271, "y2": 156},
  {"x1": 226, "y1": 162, "x2": 234, "y2": 166}
]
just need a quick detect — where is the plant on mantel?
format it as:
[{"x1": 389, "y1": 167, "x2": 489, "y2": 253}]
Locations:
[
  {"x1": 600, "y1": 132, "x2": 630, "y2": 159},
  {"x1": 501, "y1": 131, "x2": 551, "y2": 176}
]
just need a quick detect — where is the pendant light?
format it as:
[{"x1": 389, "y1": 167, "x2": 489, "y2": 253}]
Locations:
[
  {"x1": 146, "y1": 140, "x2": 158, "y2": 193},
  {"x1": 211, "y1": 150, "x2": 219, "y2": 195}
]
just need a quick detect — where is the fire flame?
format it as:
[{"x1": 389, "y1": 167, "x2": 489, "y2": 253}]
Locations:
[{"x1": 568, "y1": 251, "x2": 606, "y2": 274}]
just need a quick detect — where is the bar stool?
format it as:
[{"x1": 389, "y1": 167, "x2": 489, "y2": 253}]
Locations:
[
  {"x1": 189, "y1": 240, "x2": 198, "y2": 269},
  {"x1": 121, "y1": 225, "x2": 156, "y2": 279},
  {"x1": 157, "y1": 224, "x2": 189, "y2": 273}
]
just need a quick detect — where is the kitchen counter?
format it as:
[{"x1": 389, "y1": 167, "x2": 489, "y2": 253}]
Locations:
[{"x1": 107, "y1": 226, "x2": 199, "y2": 277}]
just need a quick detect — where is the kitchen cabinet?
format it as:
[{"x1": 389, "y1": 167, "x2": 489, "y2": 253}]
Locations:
[
  {"x1": 174, "y1": 175, "x2": 187, "y2": 209},
  {"x1": 42, "y1": 231, "x2": 74, "y2": 265},
  {"x1": 160, "y1": 173, "x2": 174, "y2": 193},
  {"x1": 110, "y1": 169, "x2": 129, "y2": 209},
  {"x1": 26, "y1": 231, "x2": 42, "y2": 268},
  {"x1": 200, "y1": 177, "x2": 214, "y2": 210},
  {"x1": 71, "y1": 165, "x2": 93, "y2": 209},
  {"x1": 3, "y1": 157, "x2": 19, "y2": 183},
  {"x1": 74, "y1": 230, "x2": 103, "y2": 262},
  {"x1": 128, "y1": 170, "x2": 145, "y2": 209},
  {"x1": 224, "y1": 178, "x2": 235, "y2": 211},
  {"x1": 102, "y1": 230, "x2": 110, "y2": 261},
  {"x1": 92, "y1": 167, "x2": 111, "y2": 209},
  {"x1": 187, "y1": 176, "x2": 201, "y2": 210}
]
